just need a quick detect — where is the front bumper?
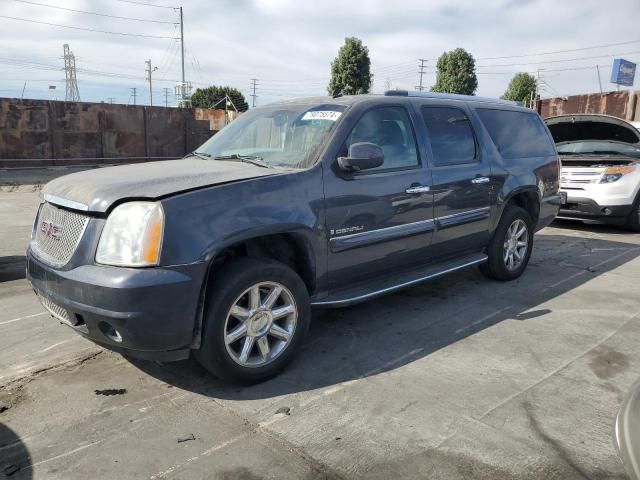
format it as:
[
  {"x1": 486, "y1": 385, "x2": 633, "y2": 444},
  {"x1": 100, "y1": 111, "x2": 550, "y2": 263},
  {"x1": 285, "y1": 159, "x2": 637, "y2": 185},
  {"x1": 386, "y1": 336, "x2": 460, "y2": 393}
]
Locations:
[
  {"x1": 27, "y1": 249, "x2": 208, "y2": 362},
  {"x1": 558, "y1": 196, "x2": 633, "y2": 223}
]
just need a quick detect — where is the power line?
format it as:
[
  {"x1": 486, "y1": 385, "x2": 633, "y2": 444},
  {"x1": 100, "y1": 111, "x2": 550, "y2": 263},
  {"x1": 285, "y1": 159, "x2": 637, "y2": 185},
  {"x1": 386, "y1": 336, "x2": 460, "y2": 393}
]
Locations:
[
  {"x1": 476, "y1": 50, "x2": 640, "y2": 68},
  {"x1": 113, "y1": 0, "x2": 176, "y2": 9},
  {"x1": 0, "y1": 15, "x2": 178, "y2": 38},
  {"x1": 476, "y1": 39, "x2": 640, "y2": 60},
  {"x1": 11, "y1": 0, "x2": 177, "y2": 24}
]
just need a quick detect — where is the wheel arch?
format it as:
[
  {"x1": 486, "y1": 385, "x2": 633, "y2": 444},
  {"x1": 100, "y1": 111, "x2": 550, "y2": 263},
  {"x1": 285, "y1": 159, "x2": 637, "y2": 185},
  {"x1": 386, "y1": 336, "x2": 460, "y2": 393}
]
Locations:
[
  {"x1": 493, "y1": 186, "x2": 541, "y2": 232},
  {"x1": 191, "y1": 226, "x2": 320, "y2": 350}
]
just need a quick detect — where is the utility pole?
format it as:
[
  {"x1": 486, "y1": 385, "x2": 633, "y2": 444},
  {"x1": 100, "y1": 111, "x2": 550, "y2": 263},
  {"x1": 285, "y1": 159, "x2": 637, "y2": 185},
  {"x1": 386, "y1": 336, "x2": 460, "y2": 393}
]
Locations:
[
  {"x1": 249, "y1": 78, "x2": 258, "y2": 108},
  {"x1": 21, "y1": 82, "x2": 26, "y2": 99},
  {"x1": 596, "y1": 65, "x2": 603, "y2": 94},
  {"x1": 107, "y1": 97, "x2": 115, "y2": 104},
  {"x1": 173, "y1": 6, "x2": 191, "y2": 107},
  {"x1": 415, "y1": 58, "x2": 427, "y2": 91},
  {"x1": 145, "y1": 59, "x2": 158, "y2": 106},
  {"x1": 180, "y1": 7, "x2": 185, "y2": 95},
  {"x1": 131, "y1": 87, "x2": 137, "y2": 106},
  {"x1": 163, "y1": 87, "x2": 170, "y2": 107},
  {"x1": 63, "y1": 44, "x2": 81, "y2": 101}
]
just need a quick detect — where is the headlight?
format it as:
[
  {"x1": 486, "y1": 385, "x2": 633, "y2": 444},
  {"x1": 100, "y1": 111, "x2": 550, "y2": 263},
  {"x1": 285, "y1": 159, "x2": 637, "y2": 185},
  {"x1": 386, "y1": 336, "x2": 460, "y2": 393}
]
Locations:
[
  {"x1": 96, "y1": 202, "x2": 164, "y2": 267},
  {"x1": 599, "y1": 165, "x2": 635, "y2": 184}
]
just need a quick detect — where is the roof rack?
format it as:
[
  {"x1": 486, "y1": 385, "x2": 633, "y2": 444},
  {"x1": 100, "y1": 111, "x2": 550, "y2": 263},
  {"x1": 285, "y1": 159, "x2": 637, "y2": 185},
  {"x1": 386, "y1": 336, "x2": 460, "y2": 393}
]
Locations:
[{"x1": 384, "y1": 90, "x2": 519, "y2": 106}]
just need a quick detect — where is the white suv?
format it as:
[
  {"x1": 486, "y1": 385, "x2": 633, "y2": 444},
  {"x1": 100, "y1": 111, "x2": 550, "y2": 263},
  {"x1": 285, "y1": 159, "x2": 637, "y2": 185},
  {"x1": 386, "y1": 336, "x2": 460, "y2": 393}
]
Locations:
[{"x1": 546, "y1": 114, "x2": 640, "y2": 231}]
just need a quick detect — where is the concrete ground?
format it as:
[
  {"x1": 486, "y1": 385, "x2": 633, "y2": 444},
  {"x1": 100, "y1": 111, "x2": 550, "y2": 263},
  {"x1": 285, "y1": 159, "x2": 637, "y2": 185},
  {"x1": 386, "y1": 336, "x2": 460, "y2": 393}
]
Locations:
[{"x1": 1, "y1": 191, "x2": 639, "y2": 480}]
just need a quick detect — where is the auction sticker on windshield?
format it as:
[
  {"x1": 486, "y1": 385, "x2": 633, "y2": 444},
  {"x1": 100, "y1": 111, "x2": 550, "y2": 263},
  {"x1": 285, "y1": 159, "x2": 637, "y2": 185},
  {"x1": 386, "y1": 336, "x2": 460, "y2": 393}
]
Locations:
[{"x1": 301, "y1": 111, "x2": 342, "y2": 121}]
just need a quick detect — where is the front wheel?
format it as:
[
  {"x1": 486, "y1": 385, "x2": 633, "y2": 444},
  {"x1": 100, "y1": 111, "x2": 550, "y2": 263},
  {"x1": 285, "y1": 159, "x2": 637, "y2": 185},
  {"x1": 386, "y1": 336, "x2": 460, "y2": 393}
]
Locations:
[
  {"x1": 480, "y1": 205, "x2": 534, "y2": 281},
  {"x1": 624, "y1": 195, "x2": 640, "y2": 232},
  {"x1": 195, "y1": 258, "x2": 310, "y2": 384}
]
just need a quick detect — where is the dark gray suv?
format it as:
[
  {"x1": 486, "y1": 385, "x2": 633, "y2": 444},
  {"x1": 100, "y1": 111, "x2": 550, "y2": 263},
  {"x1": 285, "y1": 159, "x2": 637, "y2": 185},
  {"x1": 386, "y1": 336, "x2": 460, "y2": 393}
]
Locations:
[{"x1": 27, "y1": 91, "x2": 561, "y2": 383}]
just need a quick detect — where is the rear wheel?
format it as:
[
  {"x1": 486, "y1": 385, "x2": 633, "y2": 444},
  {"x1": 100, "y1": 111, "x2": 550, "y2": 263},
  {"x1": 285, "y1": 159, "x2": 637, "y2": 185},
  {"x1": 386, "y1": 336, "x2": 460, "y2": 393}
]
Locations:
[
  {"x1": 195, "y1": 258, "x2": 310, "y2": 384},
  {"x1": 481, "y1": 205, "x2": 534, "y2": 281}
]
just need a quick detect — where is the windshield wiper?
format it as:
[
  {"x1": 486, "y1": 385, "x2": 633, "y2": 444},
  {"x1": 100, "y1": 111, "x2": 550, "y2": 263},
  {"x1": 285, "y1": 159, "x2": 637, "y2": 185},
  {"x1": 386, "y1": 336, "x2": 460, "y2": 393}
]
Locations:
[
  {"x1": 185, "y1": 151, "x2": 211, "y2": 160},
  {"x1": 213, "y1": 154, "x2": 271, "y2": 168}
]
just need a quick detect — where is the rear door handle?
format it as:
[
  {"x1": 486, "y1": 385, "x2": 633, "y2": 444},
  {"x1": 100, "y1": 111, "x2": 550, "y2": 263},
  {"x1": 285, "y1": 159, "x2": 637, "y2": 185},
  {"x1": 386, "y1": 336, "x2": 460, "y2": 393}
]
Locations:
[
  {"x1": 471, "y1": 177, "x2": 490, "y2": 184},
  {"x1": 405, "y1": 185, "x2": 430, "y2": 194}
]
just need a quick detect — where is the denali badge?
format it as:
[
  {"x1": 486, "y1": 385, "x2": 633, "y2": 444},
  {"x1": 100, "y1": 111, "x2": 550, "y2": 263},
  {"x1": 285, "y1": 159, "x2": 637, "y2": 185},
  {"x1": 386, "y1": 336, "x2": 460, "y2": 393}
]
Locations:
[
  {"x1": 41, "y1": 221, "x2": 62, "y2": 240},
  {"x1": 330, "y1": 225, "x2": 364, "y2": 236}
]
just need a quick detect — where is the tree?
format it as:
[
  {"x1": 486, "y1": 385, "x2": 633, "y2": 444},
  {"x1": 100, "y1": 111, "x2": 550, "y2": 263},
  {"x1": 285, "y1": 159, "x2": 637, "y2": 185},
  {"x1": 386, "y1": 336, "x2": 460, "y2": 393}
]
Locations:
[
  {"x1": 502, "y1": 72, "x2": 537, "y2": 105},
  {"x1": 431, "y1": 48, "x2": 478, "y2": 95},
  {"x1": 328, "y1": 37, "x2": 372, "y2": 95},
  {"x1": 190, "y1": 85, "x2": 249, "y2": 112}
]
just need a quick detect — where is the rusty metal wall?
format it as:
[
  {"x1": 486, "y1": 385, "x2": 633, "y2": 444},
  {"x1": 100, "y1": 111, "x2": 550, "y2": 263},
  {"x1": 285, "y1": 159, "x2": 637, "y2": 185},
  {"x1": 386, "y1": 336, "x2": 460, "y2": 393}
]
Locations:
[
  {"x1": 540, "y1": 90, "x2": 639, "y2": 120},
  {"x1": 0, "y1": 98, "x2": 214, "y2": 168},
  {"x1": 194, "y1": 108, "x2": 240, "y2": 131}
]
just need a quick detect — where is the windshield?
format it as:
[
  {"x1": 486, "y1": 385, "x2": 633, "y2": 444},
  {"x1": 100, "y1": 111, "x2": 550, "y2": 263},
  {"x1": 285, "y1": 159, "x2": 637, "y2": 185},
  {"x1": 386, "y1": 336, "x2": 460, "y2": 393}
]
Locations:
[
  {"x1": 194, "y1": 103, "x2": 348, "y2": 169},
  {"x1": 556, "y1": 141, "x2": 640, "y2": 159}
]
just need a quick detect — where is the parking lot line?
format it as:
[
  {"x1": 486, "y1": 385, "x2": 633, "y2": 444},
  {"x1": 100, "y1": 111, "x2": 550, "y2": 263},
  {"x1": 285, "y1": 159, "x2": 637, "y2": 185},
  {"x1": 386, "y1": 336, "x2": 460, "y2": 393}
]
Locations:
[
  {"x1": 0, "y1": 311, "x2": 46, "y2": 326},
  {"x1": 149, "y1": 433, "x2": 250, "y2": 480},
  {"x1": 549, "y1": 246, "x2": 640, "y2": 289},
  {"x1": 476, "y1": 311, "x2": 639, "y2": 421}
]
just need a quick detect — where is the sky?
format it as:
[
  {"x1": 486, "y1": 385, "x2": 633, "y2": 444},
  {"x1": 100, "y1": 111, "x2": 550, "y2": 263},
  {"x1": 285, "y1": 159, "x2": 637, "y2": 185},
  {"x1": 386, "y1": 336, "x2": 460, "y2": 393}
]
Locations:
[{"x1": 1, "y1": 0, "x2": 640, "y2": 107}]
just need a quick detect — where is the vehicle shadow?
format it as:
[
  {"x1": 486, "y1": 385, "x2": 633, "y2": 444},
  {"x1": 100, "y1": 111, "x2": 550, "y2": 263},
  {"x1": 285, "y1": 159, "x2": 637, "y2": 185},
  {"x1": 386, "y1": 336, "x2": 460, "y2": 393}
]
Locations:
[
  {"x1": 552, "y1": 218, "x2": 633, "y2": 236},
  {"x1": 0, "y1": 423, "x2": 32, "y2": 479},
  {"x1": 127, "y1": 232, "x2": 640, "y2": 400},
  {"x1": 0, "y1": 256, "x2": 26, "y2": 283}
]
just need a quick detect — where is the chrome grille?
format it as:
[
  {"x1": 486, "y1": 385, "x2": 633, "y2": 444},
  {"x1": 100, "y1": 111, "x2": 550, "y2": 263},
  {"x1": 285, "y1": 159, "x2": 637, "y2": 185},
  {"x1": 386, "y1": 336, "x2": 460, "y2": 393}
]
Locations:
[
  {"x1": 39, "y1": 296, "x2": 72, "y2": 325},
  {"x1": 560, "y1": 167, "x2": 604, "y2": 190},
  {"x1": 32, "y1": 202, "x2": 89, "y2": 267}
]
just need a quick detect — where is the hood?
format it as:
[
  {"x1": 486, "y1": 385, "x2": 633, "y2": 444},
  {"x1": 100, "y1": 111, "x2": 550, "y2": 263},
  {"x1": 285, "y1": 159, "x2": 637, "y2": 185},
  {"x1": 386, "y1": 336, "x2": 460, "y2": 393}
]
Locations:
[
  {"x1": 545, "y1": 114, "x2": 640, "y2": 145},
  {"x1": 41, "y1": 158, "x2": 280, "y2": 213}
]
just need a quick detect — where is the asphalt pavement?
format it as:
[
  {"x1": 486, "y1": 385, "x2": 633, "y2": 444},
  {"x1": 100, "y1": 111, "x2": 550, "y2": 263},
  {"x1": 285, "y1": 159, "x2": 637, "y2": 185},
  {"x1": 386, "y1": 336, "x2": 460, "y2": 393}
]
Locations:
[{"x1": 1, "y1": 190, "x2": 639, "y2": 479}]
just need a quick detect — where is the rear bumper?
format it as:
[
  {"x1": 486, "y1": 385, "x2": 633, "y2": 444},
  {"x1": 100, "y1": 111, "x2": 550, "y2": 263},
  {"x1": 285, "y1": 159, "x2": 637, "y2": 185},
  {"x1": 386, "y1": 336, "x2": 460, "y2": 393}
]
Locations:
[
  {"x1": 536, "y1": 194, "x2": 562, "y2": 231},
  {"x1": 558, "y1": 196, "x2": 633, "y2": 223},
  {"x1": 26, "y1": 249, "x2": 208, "y2": 362}
]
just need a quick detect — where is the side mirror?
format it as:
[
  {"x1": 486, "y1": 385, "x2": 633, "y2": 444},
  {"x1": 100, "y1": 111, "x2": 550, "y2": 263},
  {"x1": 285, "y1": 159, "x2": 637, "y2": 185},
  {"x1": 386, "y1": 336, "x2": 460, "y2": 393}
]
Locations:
[{"x1": 338, "y1": 142, "x2": 384, "y2": 172}]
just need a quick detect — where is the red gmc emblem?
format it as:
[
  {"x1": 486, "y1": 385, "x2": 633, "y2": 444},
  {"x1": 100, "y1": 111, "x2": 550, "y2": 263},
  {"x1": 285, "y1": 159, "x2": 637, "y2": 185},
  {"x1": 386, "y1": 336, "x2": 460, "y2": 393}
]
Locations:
[{"x1": 41, "y1": 221, "x2": 62, "y2": 240}]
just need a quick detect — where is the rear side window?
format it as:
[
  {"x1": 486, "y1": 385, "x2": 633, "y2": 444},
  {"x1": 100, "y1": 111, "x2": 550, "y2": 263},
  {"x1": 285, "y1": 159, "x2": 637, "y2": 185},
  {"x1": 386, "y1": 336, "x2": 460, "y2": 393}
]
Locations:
[
  {"x1": 421, "y1": 106, "x2": 476, "y2": 166},
  {"x1": 477, "y1": 109, "x2": 555, "y2": 159}
]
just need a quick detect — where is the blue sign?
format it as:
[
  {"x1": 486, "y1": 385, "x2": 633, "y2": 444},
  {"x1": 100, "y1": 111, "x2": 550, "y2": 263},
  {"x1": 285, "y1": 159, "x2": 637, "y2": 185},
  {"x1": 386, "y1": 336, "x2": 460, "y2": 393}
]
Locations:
[{"x1": 611, "y1": 59, "x2": 636, "y2": 87}]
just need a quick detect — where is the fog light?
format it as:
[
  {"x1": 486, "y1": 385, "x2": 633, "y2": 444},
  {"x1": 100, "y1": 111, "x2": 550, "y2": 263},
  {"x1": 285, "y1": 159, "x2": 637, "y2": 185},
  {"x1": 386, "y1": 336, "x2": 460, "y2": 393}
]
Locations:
[
  {"x1": 602, "y1": 208, "x2": 613, "y2": 216},
  {"x1": 98, "y1": 321, "x2": 123, "y2": 343}
]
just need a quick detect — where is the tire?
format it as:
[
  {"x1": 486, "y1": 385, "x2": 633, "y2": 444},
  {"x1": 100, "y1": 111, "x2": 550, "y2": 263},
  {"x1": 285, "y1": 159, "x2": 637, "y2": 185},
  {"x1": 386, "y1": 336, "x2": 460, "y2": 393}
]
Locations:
[
  {"x1": 480, "y1": 205, "x2": 534, "y2": 281},
  {"x1": 624, "y1": 195, "x2": 640, "y2": 232},
  {"x1": 194, "y1": 257, "x2": 311, "y2": 384}
]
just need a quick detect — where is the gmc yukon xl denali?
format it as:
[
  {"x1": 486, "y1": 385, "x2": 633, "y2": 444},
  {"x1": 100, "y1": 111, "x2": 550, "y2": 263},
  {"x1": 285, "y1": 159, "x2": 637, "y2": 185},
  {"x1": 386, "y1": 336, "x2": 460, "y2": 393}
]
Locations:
[{"x1": 27, "y1": 91, "x2": 560, "y2": 383}]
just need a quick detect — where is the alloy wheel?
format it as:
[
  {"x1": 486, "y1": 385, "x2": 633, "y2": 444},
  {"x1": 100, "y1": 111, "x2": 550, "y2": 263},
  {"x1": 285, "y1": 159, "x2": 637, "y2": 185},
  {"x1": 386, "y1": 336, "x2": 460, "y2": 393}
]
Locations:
[
  {"x1": 503, "y1": 218, "x2": 528, "y2": 271},
  {"x1": 223, "y1": 282, "x2": 297, "y2": 368}
]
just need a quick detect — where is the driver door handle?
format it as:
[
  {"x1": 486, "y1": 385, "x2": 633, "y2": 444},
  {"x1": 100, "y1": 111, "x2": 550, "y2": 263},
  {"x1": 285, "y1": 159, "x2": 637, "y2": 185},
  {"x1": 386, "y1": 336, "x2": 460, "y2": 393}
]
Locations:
[
  {"x1": 471, "y1": 177, "x2": 490, "y2": 184},
  {"x1": 405, "y1": 185, "x2": 430, "y2": 194}
]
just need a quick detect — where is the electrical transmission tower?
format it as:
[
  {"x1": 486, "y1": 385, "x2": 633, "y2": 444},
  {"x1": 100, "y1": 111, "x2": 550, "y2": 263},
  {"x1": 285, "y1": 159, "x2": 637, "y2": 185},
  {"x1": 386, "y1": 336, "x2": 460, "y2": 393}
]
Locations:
[
  {"x1": 415, "y1": 58, "x2": 427, "y2": 92},
  {"x1": 63, "y1": 44, "x2": 80, "y2": 102},
  {"x1": 249, "y1": 78, "x2": 258, "y2": 108}
]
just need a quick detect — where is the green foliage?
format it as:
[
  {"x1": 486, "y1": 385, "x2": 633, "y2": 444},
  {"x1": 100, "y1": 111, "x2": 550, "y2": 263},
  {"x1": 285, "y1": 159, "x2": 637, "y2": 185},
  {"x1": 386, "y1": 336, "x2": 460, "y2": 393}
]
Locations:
[
  {"x1": 431, "y1": 48, "x2": 478, "y2": 96},
  {"x1": 328, "y1": 37, "x2": 372, "y2": 95},
  {"x1": 502, "y1": 72, "x2": 537, "y2": 105},
  {"x1": 190, "y1": 85, "x2": 249, "y2": 112}
]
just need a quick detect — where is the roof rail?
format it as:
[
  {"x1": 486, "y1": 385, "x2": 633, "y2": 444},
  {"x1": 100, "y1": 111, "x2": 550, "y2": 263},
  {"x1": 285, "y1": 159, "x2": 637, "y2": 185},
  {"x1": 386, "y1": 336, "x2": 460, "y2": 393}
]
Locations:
[{"x1": 384, "y1": 90, "x2": 519, "y2": 106}]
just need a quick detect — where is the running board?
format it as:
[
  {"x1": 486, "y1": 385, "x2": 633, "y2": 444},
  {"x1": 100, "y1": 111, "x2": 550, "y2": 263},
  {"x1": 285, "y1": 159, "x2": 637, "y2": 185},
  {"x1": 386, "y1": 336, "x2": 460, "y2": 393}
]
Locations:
[{"x1": 311, "y1": 253, "x2": 487, "y2": 308}]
